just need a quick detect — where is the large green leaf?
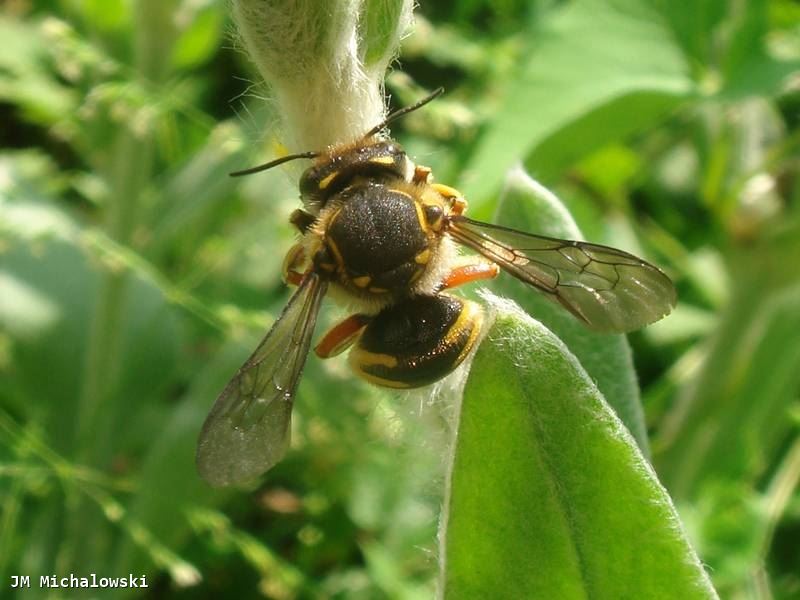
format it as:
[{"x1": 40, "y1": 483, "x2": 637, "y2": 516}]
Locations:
[
  {"x1": 462, "y1": 0, "x2": 694, "y2": 217},
  {"x1": 440, "y1": 303, "x2": 717, "y2": 599},
  {"x1": 492, "y1": 168, "x2": 649, "y2": 452}
]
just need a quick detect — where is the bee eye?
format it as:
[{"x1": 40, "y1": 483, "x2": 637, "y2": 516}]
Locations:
[
  {"x1": 299, "y1": 167, "x2": 319, "y2": 196},
  {"x1": 424, "y1": 204, "x2": 444, "y2": 228}
]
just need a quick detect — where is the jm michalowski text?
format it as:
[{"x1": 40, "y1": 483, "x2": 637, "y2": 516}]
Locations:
[{"x1": 10, "y1": 574, "x2": 148, "y2": 588}]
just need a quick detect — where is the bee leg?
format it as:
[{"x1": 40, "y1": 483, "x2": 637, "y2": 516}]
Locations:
[
  {"x1": 282, "y1": 242, "x2": 307, "y2": 286},
  {"x1": 413, "y1": 164, "x2": 432, "y2": 184},
  {"x1": 289, "y1": 208, "x2": 316, "y2": 233},
  {"x1": 315, "y1": 314, "x2": 371, "y2": 358},
  {"x1": 439, "y1": 261, "x2": 500, "y2": 291},
  {"x1": 431, "y1": 183, "x2": 467, "y2": 215}
]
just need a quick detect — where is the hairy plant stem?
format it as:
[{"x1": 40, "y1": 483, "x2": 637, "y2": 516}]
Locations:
[{"x1": 231, "y1": 0, "x2": 412, "y2": 150}]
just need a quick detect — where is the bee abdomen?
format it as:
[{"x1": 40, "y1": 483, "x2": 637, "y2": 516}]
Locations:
[{"x1": 350, "y1": 294, "x2": 483, "y2": 389}]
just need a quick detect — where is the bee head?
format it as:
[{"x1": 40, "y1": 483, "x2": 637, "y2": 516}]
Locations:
[
  {"x1": 230, "y1": 88, "x2": 445, "y2": 209},
  {"x1": 298, "y1": 139, "x2": 412, "y2": 208}
]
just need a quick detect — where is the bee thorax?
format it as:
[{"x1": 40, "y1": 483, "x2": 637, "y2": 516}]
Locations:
[{"x1": 317, "y1": 181, "x2": 447, "y2": 303}]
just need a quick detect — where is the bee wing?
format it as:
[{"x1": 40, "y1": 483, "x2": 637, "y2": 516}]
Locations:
[
  {"x1": 448, "y1": 216, "x2": 676, "y2": 333},
  {"x1": 196, "y1": 274, "x2": 328, "y2": 487}
]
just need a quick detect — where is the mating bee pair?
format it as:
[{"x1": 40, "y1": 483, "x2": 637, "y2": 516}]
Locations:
[{"x1": 196, "y1": 89, "x2": 676, "y2": 486}]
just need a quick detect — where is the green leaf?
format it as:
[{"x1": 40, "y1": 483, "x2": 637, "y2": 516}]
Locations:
[
  {"x1": 655, "y1": 0, "x2": 727, "y2": 70},
  {"x1": 440, "y1": 302, "x2": 718, "y2": 599},
  {"x1": 462, "y1": 0, "x2": 694, "y2": 217},
  {"x1": 492, "y1": 167, "x2": 649, "y2": 452},
  {"x1": 170, "y1": 3, "x2": 225, "y2": 70},
  {"x1": 69, "y1": 0, "x2": 131, "y2": 33}
]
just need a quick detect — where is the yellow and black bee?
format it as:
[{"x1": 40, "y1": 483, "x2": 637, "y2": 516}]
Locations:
[{"x1": 196, "y1": 89, "x2": 676, "y2": 486}]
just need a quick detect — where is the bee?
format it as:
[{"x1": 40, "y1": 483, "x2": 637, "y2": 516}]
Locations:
[{"x1": 196, "y1": 89, "x2": 676, "y2": 486}]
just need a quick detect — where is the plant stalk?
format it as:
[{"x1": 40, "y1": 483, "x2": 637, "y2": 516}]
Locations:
[{"x1": 65, "y1": 0, "x2": 177, "y2": 583}]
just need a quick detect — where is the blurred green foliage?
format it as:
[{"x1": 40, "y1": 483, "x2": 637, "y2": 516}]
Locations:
[{"x1": 1, "y1": 0, "x2": 799, "y2": 598}]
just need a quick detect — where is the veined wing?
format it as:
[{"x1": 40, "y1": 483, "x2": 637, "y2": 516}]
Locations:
[
  {"x1": 196, "y1": 274, "x2": 328, "y2": 487},
  {"x1": 448, "y1": 216, "x2": 676, "y2": 333}
]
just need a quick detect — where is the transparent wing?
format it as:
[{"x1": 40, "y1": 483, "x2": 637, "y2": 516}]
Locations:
[
  {"x1": 196, "y1": 274, "x2": 328, "y2": 487},
  {"x1": 448, "y1": 216, "x2": 676, "y2": 333}
]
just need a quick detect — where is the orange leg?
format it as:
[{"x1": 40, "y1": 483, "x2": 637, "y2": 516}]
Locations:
[
  {"x1": 439, "y1": 262, "x2": 499, "y2": 291},
  {"x1": 282, "y1": 243, "x2": 307, "y2": 286},
  {"x1": 315, "y1": 314, "x2": 371, "y2": 358}
]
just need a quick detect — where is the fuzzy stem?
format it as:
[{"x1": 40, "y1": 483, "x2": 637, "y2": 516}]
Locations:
[{"x1": 231, "y1": 0, "x2": 412, "y2": 151}]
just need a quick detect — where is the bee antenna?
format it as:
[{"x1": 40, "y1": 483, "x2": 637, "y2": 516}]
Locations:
[
  {"x1": 229, "y1": 151, "x2": 319, "y2": 177},
  {"x1": 365, "y1": 87, "x2": 445, "y2": 138}
]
